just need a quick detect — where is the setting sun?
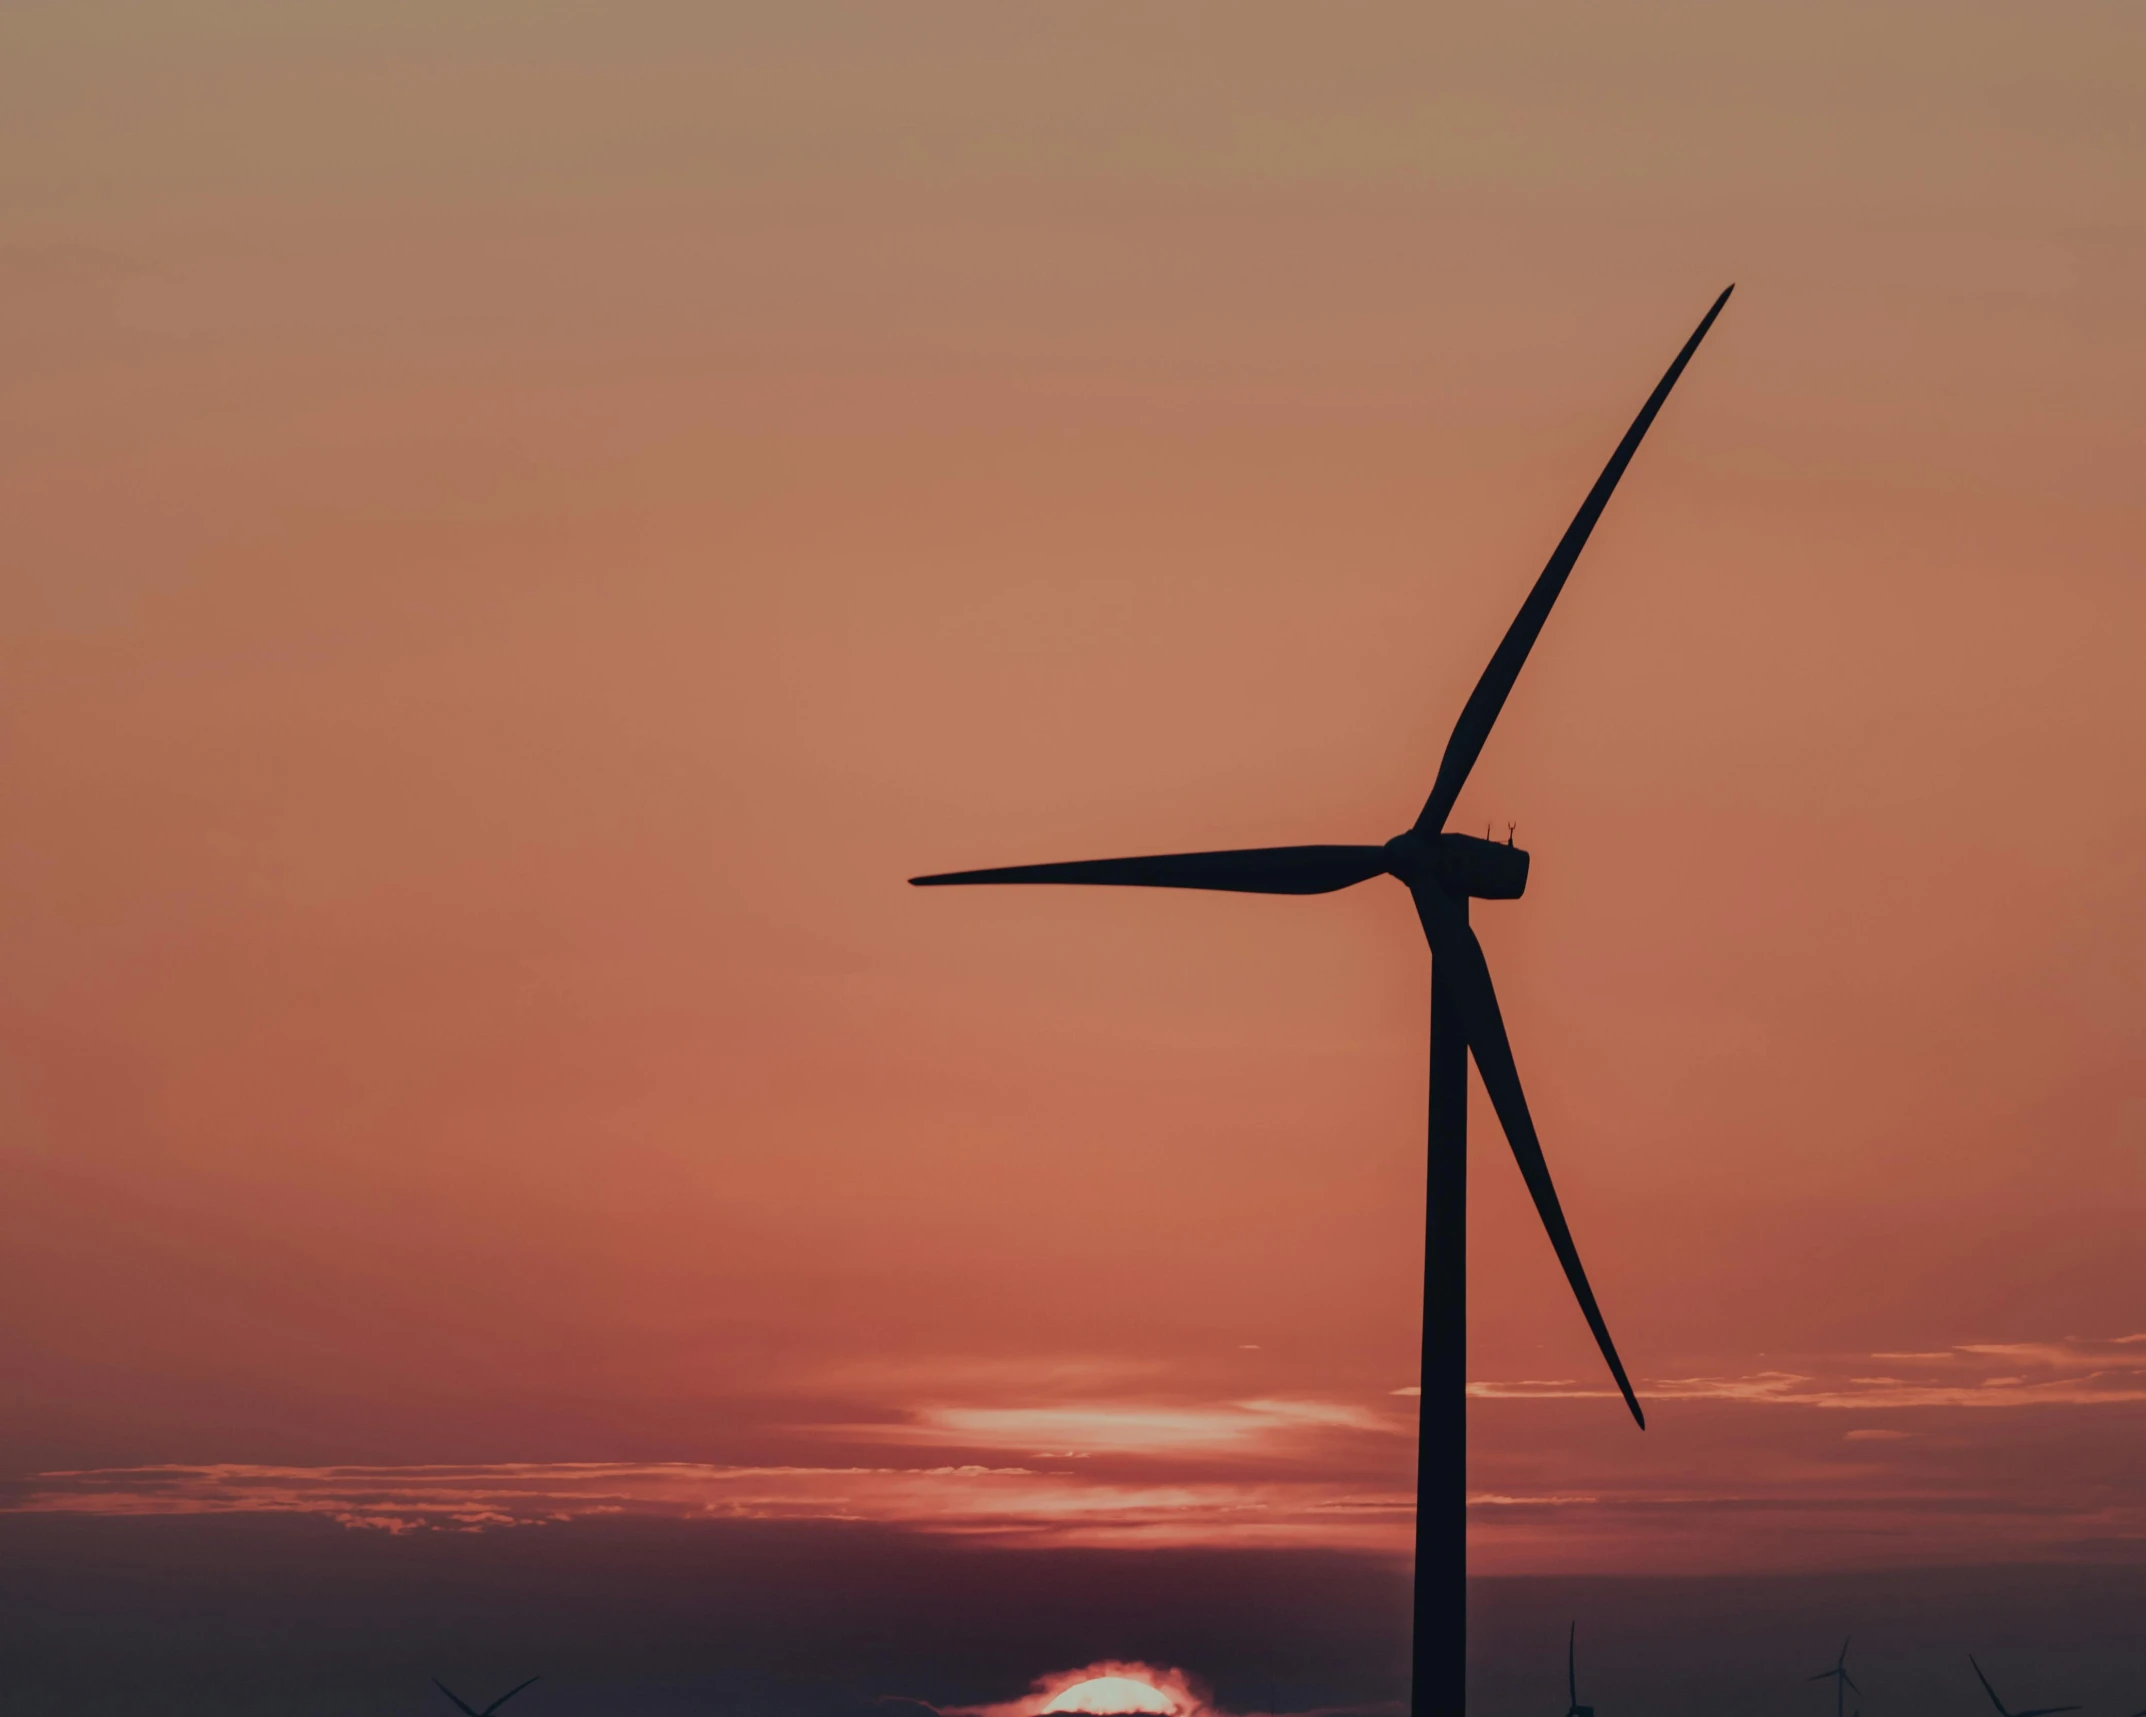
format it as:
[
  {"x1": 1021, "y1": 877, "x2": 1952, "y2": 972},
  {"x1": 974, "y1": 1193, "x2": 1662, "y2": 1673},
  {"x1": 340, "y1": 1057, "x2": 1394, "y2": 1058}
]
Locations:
[{"x1": 1041, "y1": 1677, "x2": 1179, "y2": 1716}]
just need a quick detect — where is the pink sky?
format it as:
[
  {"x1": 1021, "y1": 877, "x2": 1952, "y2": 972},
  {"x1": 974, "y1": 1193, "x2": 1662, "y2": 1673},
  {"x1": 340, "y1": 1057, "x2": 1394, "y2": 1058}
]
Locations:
[{"x1": 3, "y1": 1, "x2": 2145, "y2": 1583}]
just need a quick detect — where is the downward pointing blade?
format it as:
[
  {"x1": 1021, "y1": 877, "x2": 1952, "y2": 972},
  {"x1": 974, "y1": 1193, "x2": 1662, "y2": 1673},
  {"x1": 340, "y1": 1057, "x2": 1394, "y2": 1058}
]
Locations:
[
  {"x1": 1415, "y1": 285, "x2": 1734, "y2": 836},
  {"x1": 1411, "y1": 884, "x2": 1646, "y2": 1428},
  {"x1": 910, "y1": 844, "x2": 1389, "y2": 895}
]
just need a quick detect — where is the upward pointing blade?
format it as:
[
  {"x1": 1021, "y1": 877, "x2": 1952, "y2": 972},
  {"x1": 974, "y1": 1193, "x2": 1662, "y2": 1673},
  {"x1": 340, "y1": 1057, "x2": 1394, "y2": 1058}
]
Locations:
[
  {"x1": 1415, "y1": 285, "x2": 1734, "y2": 835},
  {"x1": 1411, "y1": 883, "x2": 1645, "y2": 1428},
  {"x1": 910, "y1": 845, "x2": 1389, "y2": 895}
]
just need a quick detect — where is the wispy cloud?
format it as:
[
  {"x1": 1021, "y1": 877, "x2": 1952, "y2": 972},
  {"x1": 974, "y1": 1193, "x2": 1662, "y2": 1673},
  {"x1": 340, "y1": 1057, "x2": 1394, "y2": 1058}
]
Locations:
[
  {"x1": 1469, "y1": 1337, "x2": 2146, "y2": 1410},
  {"x1": 5, "y1": 1461, "x2": 1411, "y2": 1552},
  {"x1": 838, "y1": 1397, "x2": 1407, "y2": 1457}
]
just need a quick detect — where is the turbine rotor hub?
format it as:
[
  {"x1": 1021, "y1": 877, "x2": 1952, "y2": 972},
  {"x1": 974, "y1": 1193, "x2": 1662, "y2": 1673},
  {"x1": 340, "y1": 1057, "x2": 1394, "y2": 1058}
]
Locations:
[{"x1": 1384, "y1": 830, "x2": 1530, "y2": 900}]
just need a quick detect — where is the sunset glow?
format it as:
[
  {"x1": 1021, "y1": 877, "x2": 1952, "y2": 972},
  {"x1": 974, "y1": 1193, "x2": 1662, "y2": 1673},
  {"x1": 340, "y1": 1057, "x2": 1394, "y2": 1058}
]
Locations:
[
  {"x1": 975, "y1": 1663, "x2": 1212, "y2": 1717},
  {"x1": 1042, "y1": 1676, "x2": 1179, "y2": 1715},
  {"x1": 5, "y1": 4, "x2": 2146, "y2": 1713}
]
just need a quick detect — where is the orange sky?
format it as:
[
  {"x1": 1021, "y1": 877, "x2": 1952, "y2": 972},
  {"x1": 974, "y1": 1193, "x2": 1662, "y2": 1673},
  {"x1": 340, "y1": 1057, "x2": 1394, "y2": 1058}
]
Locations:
[{"x1": 4, "y1": 1, "x2": 2145, "y2": 1581}]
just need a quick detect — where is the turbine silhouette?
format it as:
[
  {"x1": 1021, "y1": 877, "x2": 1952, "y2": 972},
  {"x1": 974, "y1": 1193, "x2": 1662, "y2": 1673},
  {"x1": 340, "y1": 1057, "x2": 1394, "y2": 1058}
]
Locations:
[
  {"x1": 1564, "y1": 1621, "x2": 1593, "y2": 1717},
  {"x1": 911, "y1": 286, "x2": 1733, "y2": 1716},
  {"x1": 1970, "y1": 1657, "x2": 2080, "y2": 1717},
  {"x1": 433, "y1": 1677, "x2": 540, "y2": 1717},
  {"x1": 1809, "y1": 1639, "x2": 1857, "y2": 1717}
]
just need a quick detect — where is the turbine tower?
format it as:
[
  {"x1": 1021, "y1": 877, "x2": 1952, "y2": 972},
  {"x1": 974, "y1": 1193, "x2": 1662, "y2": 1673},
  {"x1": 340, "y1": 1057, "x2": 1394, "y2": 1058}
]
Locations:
[
  {"x1": 1809, "y1": 1639, "x2": 1857, "y2": 1717},
  {"x1": 1564, "y1": 1622, "x2": 1593, "y2": 1717},
  {"x1": 1970, "y1": 1656, "x2": 2080, "y2": 1717},
  {"x1": 911, "y1": 288, "x2": 1733, "y2": 1715}
]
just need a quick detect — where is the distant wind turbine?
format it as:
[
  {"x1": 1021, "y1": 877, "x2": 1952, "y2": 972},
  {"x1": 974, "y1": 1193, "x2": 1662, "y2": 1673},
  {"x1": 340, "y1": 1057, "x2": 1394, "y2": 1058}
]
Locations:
[
  {"x1": 1970, "y1": 1656, "x2": 2080, "y2": 1717},
  {"x1": 433, "y1": 1676, "x2": 540, "y2": 1717},
  {"x1": 1564, "y1": 1622, "x2": 1593, "y2": 1717},
  {"x1": 911, "y1": 287, "x2": 1733, "y2": 1715},
  {"x1": 1809, "y1": 1639, "x2": 1858, "y2": 1717}
]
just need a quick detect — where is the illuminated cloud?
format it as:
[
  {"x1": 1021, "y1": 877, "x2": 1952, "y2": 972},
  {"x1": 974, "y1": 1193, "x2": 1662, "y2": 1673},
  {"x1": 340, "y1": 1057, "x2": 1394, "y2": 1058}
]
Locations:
[
  {"x1": 6, "y1": 1461, "x2": 1411, "y2": 1552},
  {"x1": 840, "y1": 1397, "x2": 1407, "y2": 1457},
  {"x1": 1468, "y1": 1337, "x2": 2146, "y2": 1410},
  {"x1": 22, "y1": 1340, "x2": 2146, "y2": 1573}
]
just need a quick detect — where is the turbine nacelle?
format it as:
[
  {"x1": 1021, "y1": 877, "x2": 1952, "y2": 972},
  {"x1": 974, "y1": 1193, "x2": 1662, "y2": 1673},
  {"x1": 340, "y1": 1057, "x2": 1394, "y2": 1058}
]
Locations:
[{"x1": 1384, "y1": 830, "x2": 1529, "y2": 900}]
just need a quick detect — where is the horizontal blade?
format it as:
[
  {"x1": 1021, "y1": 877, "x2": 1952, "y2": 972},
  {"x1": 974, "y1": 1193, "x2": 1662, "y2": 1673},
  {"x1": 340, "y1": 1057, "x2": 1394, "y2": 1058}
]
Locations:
[
  {"x1": 911, "y1": 844, "x2": 1389, "y2": 895},
  {"x1": 1415, "y1": 285, "x2": 1734, "y2": 835},
  {"x1": 1411, "y1": 883, "x2": 1645, "y2": 1428}
]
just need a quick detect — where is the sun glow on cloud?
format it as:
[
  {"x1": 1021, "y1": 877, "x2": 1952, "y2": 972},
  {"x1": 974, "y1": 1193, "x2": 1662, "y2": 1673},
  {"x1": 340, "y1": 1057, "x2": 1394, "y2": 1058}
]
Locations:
[{"x1": 868, "y1": 1398, "x2": 1404, "y2": 1455}]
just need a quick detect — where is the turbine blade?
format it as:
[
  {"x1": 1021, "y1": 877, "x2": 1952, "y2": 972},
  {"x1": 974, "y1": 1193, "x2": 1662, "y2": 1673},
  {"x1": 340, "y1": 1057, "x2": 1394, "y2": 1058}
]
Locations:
[
  {"x1": 1411, "y1": 884, "x2": 1644, "y2": 1427},
  {"x1": 2015, "y1": 1708, "x2": 2083, "y2": 1717},
  {"x1": 1971, "y1": 1657, "x2": 2010, "y2": 1717},
  {"x1": 434, "y1": 1683, "x2": 482, "y2": 1717},
  {"x1": 1414, "y1": 286, "x2": 1734, "y2": 835},
  {"x1": 1843, "y1": 1673, "x2": 1861, "y2": 1694},
  {"x1": 911, "y1": 845, "x2": 1390, "y2": 895},
  {"x1": 484, "y1": 1678, "x2": 542, "y2": 1715}
]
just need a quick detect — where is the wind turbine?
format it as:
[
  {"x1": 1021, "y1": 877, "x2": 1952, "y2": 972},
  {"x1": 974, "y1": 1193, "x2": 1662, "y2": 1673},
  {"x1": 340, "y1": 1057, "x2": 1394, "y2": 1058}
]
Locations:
[
  {"x1": 911, "y1": 286, "x2": 1732, "y2": 1716},
  {"x1": 1564, "y1": 1622, "x2": 1593, "y2": 1717},
  {"x1": 1970, "y1": 1656, "x2": 2080, "y2": 1717},
  {"x1": 433, "y1": 1676, "x2": 541, "y2": 1717},
  {"x1": 1809, "y1": 1639, "x2": 1858, "y2": 1717}
]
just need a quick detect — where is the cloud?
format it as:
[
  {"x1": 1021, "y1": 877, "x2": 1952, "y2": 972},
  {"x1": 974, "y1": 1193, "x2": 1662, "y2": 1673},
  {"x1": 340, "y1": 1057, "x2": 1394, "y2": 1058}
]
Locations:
[
  {"x1": 6, "y1": 1461, "x2": 1412, "y2": 1553},
  {"x1": 1468, "y1": 1337, "x2": 2146, "y2": 1411},
  {"x1": 839, "y1": 1397, "x2": 1407, "y2": 1457}
]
